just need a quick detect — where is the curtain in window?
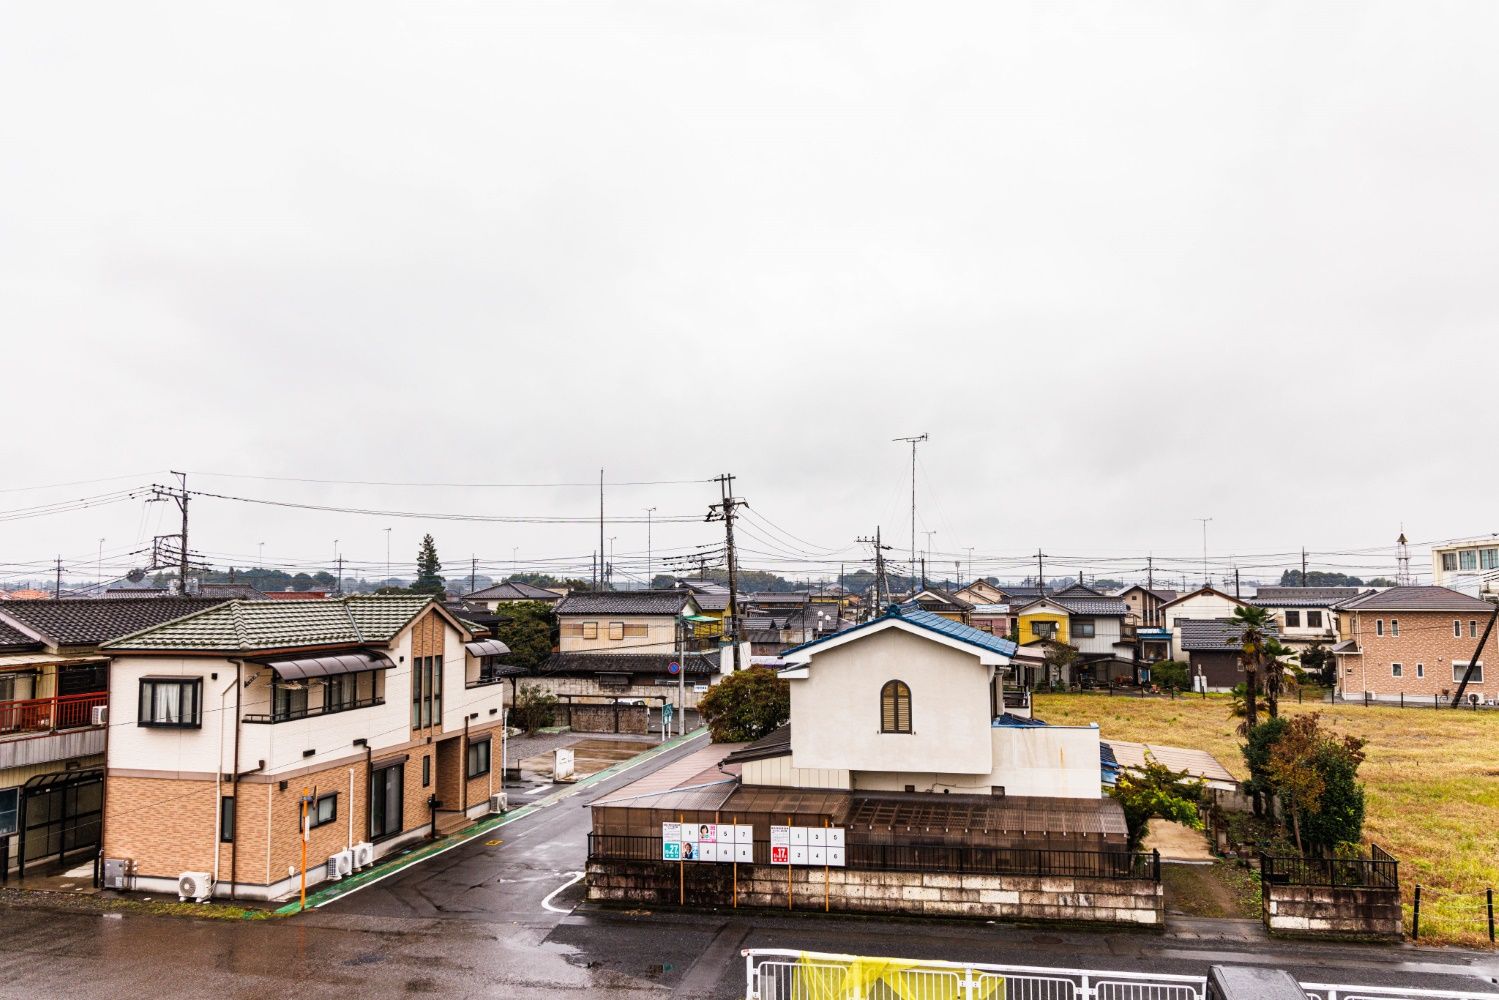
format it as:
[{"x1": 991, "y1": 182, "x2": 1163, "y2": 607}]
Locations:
[{"x1": 153, "y1": 682, "x2": 182, "y2": 724}]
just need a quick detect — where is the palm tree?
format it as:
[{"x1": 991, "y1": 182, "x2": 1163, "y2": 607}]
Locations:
[
  {"x1": 1226, "y1": 605, "x2": 1277, "y2": 730},
  {"x1": 1261, "y1": 637, "x2": 1298, "y2": 718}
]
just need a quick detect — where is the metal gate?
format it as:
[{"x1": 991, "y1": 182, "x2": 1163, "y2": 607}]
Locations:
[{"x1": 742, "y1": 949, "x2": 1499, "y2": 1000}]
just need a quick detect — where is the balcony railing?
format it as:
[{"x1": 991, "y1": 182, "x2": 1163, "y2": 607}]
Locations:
[
  {"x1": 243, "y1": 695, "x2": 385, "y2": 724},
  {"x1": 0, "y1": 691, "x2": 107, "y2": 737}
]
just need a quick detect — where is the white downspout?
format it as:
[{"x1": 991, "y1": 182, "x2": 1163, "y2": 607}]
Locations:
[{"x1": 347, "y1": 767, "x2": 355, "y2": 851}]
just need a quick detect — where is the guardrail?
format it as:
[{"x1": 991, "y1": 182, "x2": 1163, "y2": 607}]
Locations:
[
  {"x1": 589, "y1": 833, "x2": 1159, "y2": 881},
  {"x1": 742, "y1": 948, "x2": 1499, "y2": 1000},
  {"x1": 0, "y1": 691, "x2": 106, "y2": 736}
]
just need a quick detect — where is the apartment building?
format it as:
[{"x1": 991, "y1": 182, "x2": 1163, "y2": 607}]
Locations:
[
  {"x1": 1431, "y1": 537, "x2": 1499, "y2": 599},
  {"x1": 100, "y1": 595, "x2": 507, "y2": 900},
  {"x1": 0, "y1": 597, "x2": 224, "y2": 877},
  {"x1": 1332, "y1": 586, "x2": 1498, "y2": 702}
]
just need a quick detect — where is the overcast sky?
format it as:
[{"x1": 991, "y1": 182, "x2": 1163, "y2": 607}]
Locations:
[{"x1": 3, "y1": 2, "x2": 1497, "y2": 590}]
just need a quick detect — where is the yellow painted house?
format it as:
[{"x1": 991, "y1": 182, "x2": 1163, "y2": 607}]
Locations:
[{"x1": 1017, "y1": 597, "x2": 1071, "y2": 646}]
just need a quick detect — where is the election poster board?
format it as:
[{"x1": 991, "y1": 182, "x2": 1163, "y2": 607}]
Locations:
[
  {"x1": 662, "y1": 822, "x2": 755, "y2": 863},
  {"x1": 769, "y1": 825, "x2": 845, "y2": 867}
]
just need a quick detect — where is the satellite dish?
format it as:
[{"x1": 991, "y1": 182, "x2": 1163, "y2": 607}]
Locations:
[{"x1": 127, "y1": 568, "x2": 146, "y2": 583}]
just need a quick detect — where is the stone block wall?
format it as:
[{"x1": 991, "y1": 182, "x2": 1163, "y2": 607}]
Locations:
[
  {"x1": 1263, "y1": 882, "x2": 1402, "y2": 940},
  {"x1": 586, "y1": 859, "x2": 1163, "y2": 928},
  {"x1": 566, "y1": 703, "x2": 649, "y2": 735}
]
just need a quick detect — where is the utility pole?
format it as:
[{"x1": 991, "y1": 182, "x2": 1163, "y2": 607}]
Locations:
[
  {"x1": 1194, "y1": 517, "x2": 1213, "y2": 589},
  {"x1": 1036, "y1": 549, "x2": 1046, "y2": 590},
  {"x1": 857, "y1": 528, "x2": 892, "y2": 614},
  {"x1": 53, "y1": 556, "x2": 62, "y2": 599},
  {"x1": 599, "y1": 469, "x2": 606, "y2": 591},
  {"x1": 1301, "y1": 547, "x2": 1309, "y2": 587},
  {"x1": 608, "y1": 537, "x2": 617, "y2": 588},
  {"x1": 1147, "y1": 555, "x2": 1154, "y2": 592},
  {"x1": 922, "y1": 530, "x2": 937, "y2": 589},
  {"x1": 384, "y1": 529, "x2": 392, "y2": 586},
  {"x1": 645, "y1": 507, "x2": 656, "y2": 586},
  {"x1": 149, "y1": 473, "x2": 192, "y2": 595},
  {"x1": 893, "y1": 433, "x2": 928, "y2": 598},
  {"x1": 966, "y1": 547, "x2": 975, "y2": 585},
  {"x1": 1234, "y1": 566, "x2": 1241, "y2": 599},
  {"x1": 469, "y1": 555, "x2": 476, "y2": 595},
  {"x1": 707, "y1": 474, "x2": 744, "y2": 671}
]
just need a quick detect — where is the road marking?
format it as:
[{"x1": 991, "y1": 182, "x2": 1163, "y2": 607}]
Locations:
[
  {"x1": 541, "y1": 871, "x2": 585, "y2": 914},
  {"x1": 276, "y1": 728, "x2": 708, "y2": 915}
]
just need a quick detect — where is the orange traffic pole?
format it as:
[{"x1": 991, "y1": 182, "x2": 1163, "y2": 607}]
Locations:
[
  {"x1": 299, "y1": 787, "x2": 309, "y2": 912},
  {"x1": 824, "y1": 818, "x2": 830, "y2": 913},
  {"x1": 732, "y1": 814, "x2": 738, "y2": 909},
  {"x1": 678, "y1": 812, "x2": 684, "y2": 906},
  {"x1": 786, "y1": 814, "x2": 793, "y2": 911}
]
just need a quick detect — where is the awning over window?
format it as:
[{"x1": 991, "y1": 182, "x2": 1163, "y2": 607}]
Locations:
[
  {"x1": 465, "y1": 639, "x2": 511, "y2": 658},
  {"x1": 253, "y1": 649, "x2": 394, "y2": 681}
]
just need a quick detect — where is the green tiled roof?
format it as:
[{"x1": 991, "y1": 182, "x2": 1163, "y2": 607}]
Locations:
[{"x1": 103, "y1": 595, "x2": 439, "y2": 652}]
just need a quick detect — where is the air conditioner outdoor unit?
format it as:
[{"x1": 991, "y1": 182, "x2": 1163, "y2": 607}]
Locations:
[
  {"x1": 90, "y1": 705, "x2": 108, "y2": 726},
  {"x1": 488, "y1": 793, "x2": 508, "y2": 814},
  {"x1": 327, "y1": 850, "x2": 353, "y2": 880},
  {"x1": 177, "y1": 871, "x2": 214, "y2": 902},
  {"x1": 351, "y1": 842, "x2": 375, "y2": 869}
]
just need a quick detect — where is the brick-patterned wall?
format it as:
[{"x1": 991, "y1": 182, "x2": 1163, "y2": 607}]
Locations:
[
  {"x1": 586, "y1": 860, "x2": 1163, "y2": 927},
  {"x1": 1342, "y1": 609, "x2": 1499, "y2": 698},
  {"x1": 259, "y1": 760, "x2": 368, "y2": 884},
  {"x1": 104, "y1": 775, "x2": 220, "y2": 879},
  {"x1": 1263, "y1": 882, "x2": 1402, "y2": 940},
  {"x1": 410, "y1": 608, "x2": 447, "y2": 737}
]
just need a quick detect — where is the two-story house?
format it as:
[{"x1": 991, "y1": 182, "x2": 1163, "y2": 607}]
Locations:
[
  {"x1": 953, "y1": 579, "x2": 1007, "y2": 606},
  {"x1": 1159, "y1": 586, "x2": 1248, "y2": 661},
  {"x1": 99, "y1": 595, "x2": 507, "y2": 901},
  {"x1": 1331, "y1": 586, "x2": 1498, "y2": 702},
  {"x1": 0, "y1": 597, "x2": 226, "y2": 878},
  {"x1": 1247, "y1": 586, "x2": 1364, "y2": 659}
]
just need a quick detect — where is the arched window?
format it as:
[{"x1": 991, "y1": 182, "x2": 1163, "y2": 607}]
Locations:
[{"x1": 880, "y1": 680, "x2": 911, "y2": 734}]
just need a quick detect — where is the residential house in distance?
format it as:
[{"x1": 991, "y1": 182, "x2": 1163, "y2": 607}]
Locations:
[
  {"x1": 1331, "y1": 586, "x2": 1498, "y2": 703},
  {"x1": 0, "y1": 597, "x2": 227, "y2": 877},
  {"x1": 1117, "y1": 586, "x2": 1177, "y2": 667},
  {"x1": 1012, "y1": 584, "x2": 1135, "y2": 687},
  {"x1": 101, "y1": 595, "x2": 507, "y2": 900},
  {"x1": 460, "y1": 580, "x2": 563, "y2": 611},
  {"x1": 534, "y1": 590, "x2": 731, "y2": 711},
  {"x1": 1247, "y1": 587, "x2": 1364, "y2": 659},
  {"x1": 1176, "y1": 618, "x2": 1279, "y2": 691},
  {"x1": 1430, "y1": 536, "x2": 1499, "y2": 599},
  {"x1": 968, "y1": 603, "x2": 1012, "y2": 638},
  {"x1": 902, "y1": 588, "x2": 974, "y2": 624},
  {"x1": 1159, "y1": 586, "x2": 1248, "y2": 661},
  {"x1": 743, "y1": 605, "x2": 846, "y2": 657},
  {"x1": 953, "y1": 579, "x2": 1006, "y2": 606}
]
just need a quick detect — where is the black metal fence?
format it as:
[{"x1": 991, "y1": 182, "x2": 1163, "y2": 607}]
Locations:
[
  {"x1": 1259, "y1": 845, "x2": 1398, "y2": 890},
  {"x1": 587, "y1": 834, "x2": 1160, "y2": 881}
]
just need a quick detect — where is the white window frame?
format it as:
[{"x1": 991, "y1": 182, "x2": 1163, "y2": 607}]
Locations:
[
  {"x1": 1391, "y1": 618, "x2": 1399, "y2": 636},
  {"x1": 1454, "y1": 661, "x2": 1484, "y2": 684},
  {"x1": 1391, "y1": 663, "x2": 1402, "y2": 678}
]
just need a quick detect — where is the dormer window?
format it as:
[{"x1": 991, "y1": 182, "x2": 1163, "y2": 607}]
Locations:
[{"x1": 880, "y1": 680, "x2": 911, "y2": 734}]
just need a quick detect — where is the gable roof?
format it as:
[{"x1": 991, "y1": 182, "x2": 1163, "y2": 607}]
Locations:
[
  {"x1": 0, "y1": 617, "x2": 42, "y2": 651},
  {"x1": 197, "y1": 582, "x2": 270, "y2": 600},
  {"x1": 1335, "y1": 586, "x2": 1496, "y2": 612},
  {"x1": 0, "y1": 597, "x2": 229, "y2": 649},
  {"x1": 1158, "y1": 586, "x2": 1247, "y2": 611},
  {"x1": 1052, "y1": 593, "x2": 1129, "y2": 616},
  {"x1": 1055, "y1": 582, "x2": 1103, "y2": 597},
  {"x1": 554, "y1": 590, "x2": 695, "y2": 616},
  {"x1": 103, "y1": 594, "x2": 450, "y2": 652},
  {"x1": 1119, "y1": 585, "x2": 1178, "y2": 603},
  {"x1": 1178, "y1": 617, "x2": 1280, "y2": 652},
  {"x1": 782, "y1": 605, "x2": 1016, "y2": 665},
  {"x1": 462, "y1": 580, "x2": 562, "y2": 602},
  {"x1": 908, "y1": 588, "x2": 975, "y2": 612}
]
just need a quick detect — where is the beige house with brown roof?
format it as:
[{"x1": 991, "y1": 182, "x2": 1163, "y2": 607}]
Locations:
[{"x1": 100, "y1": 595, "x2": 508, "y2": 901}]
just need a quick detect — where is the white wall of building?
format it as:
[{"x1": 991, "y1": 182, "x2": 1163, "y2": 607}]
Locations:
[
  {"x1": 989, "y1": 725, "x2": 1101, "y2": 798},
  {"x1": 789, "y1": 626, "x2": 995, "y2": 776}
]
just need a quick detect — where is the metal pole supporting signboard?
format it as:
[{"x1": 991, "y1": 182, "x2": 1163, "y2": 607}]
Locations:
[
  {"x1": 787, "y1": 815, "x2": 793, "y2": 911},
  {"x1": 678, "y1": 812, "x2": 685, "y2": 907}
]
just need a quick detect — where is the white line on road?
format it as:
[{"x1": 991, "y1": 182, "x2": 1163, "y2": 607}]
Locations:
[{"x1": 541, "y1": 871, "x2": 585, "y2": 914}]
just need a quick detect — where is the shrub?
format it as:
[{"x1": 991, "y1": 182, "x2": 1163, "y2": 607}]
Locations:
[
  {"x1": 510, "y1": 683, "x2": 558, "y2": 736},
  {"x1": 1108, "y1": 757, "x2": 1204, "y2": 851},
  {"x1": 698, "y1": 667, "x2": 790, "y2": 743},
  {"x1": 1151, "y1": 660, "x2": 1189, "y2": 691}
]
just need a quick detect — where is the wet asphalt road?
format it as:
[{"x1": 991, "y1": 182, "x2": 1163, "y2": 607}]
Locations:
[{"x1": 2, "y1": 734, "x2": 1498, "y2": 998}]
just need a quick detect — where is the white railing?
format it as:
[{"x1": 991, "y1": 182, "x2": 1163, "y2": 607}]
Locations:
[{"x1": 743, "y1": 949, "x2": 1499, "y2": 1000}]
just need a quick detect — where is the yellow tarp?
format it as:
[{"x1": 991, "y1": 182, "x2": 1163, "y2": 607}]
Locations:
[{"x1": 790, "y1": 954, "x2": 1004, "y2": 1000}]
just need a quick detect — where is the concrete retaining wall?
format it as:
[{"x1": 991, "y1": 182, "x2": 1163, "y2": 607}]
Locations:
[
  {"x1": 1263, "y1": 882, "x2": 1402, "y2": 940},
  {"x1": 586, "y1": 859, "x2": 1163, "y2": 928}
]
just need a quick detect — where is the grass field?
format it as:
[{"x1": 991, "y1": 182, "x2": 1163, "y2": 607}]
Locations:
[{"x1": 1033, "y1": 692, "x2": 1499, "y2": 948}]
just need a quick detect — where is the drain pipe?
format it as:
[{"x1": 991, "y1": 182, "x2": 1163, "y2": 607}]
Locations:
[
  {"x1": 212, "y1": 674, "x2": 238, "y2": 894},
  {"x1": 354, "y1": 738, "x2": 371, "y2": 842}
]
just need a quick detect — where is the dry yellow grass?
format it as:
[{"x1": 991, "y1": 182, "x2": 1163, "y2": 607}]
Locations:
[{"x1": 1034, "y1": 692, "x2": 1499, "y2": 948}]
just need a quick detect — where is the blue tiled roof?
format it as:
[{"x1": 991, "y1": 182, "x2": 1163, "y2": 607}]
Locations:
[
  {"x1": 1101, "y1": 741, "x2": 1122, "y2": 786},
  {"x1": 782, "y1": 605, "x2": 1018, "y2": 660},
  {"x1": 992, "y1": 712, "x2": 1049, "y2": 728}
]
